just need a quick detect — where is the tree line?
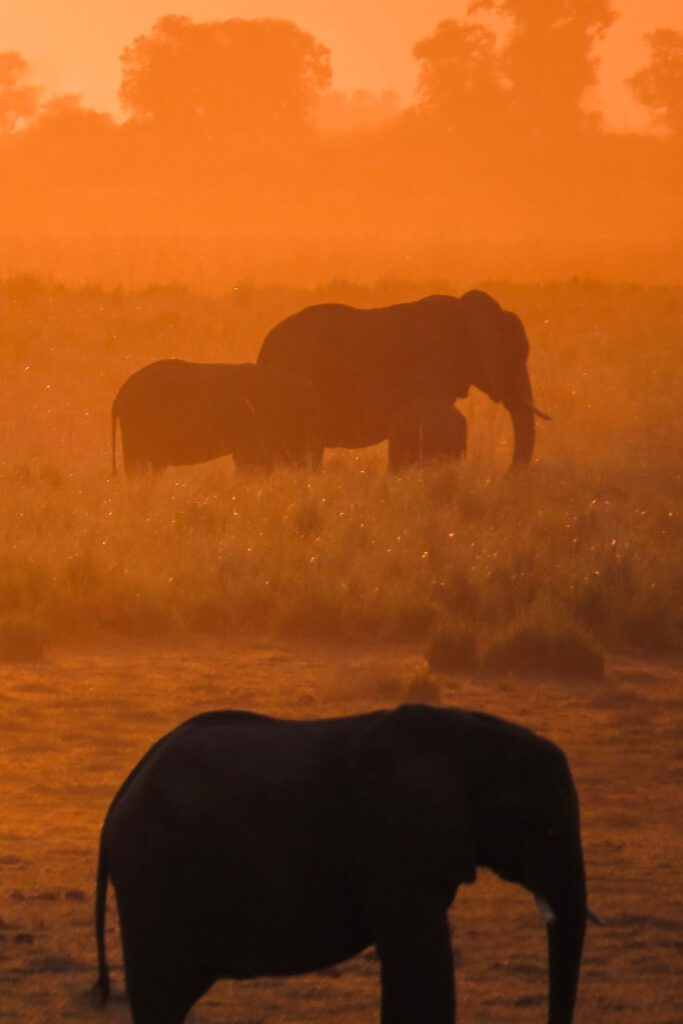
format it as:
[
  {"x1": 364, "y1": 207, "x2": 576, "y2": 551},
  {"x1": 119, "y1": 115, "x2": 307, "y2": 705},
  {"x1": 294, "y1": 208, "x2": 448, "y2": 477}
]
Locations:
[{"x1": 0, "y1": 2, "x2": 681, "y2": 284}]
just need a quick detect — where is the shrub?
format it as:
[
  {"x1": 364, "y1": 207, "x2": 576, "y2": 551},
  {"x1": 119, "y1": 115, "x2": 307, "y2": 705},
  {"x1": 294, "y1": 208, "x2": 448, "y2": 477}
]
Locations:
[
  {"x1": 426, "y1": 624, "x2": 479, "y2": 673},
  {"x1": 573, "y1": 580, "x2": 613, "y2": 640},
  {"x1": 483, "y1": 624, "x2": 605, "y2": 679}
]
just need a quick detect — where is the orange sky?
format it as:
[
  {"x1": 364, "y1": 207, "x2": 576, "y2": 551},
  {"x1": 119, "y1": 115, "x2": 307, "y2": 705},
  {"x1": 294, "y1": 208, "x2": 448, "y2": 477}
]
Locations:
[{"x1": 3, "y1": 1, "x2": 683, "y2": 130}]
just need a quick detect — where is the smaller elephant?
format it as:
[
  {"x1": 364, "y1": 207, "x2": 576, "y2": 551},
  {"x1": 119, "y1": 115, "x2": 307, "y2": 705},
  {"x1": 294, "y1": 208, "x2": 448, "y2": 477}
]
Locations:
[
  {"x1": 111, "y1": 360, "x2": 322, "y2": 476},
  {"x1": 389, "y1": 400, "x2": 467, "y2": 472}
]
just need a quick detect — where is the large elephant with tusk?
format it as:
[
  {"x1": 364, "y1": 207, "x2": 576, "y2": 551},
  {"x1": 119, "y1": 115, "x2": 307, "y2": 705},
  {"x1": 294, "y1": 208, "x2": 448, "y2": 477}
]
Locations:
[
  {"x1": 258, "y1": 290, "x2": 549, "y2": 470},
  {"x1": 93, "y1": 703, "x2": 596, "y2": 1023}
]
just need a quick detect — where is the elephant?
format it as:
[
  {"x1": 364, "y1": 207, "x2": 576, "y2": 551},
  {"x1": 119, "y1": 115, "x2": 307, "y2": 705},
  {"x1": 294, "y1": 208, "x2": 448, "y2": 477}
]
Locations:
[
  {"x1": 92, "y1": 703, "x2": 593, "y2": 1023},
  {"x1": 111, "y1": 360, "x2": 322, "y2": 476},
  {"x1": 258, "y1": 290, "x2": 549, "y2": 469},
  {"x1": 388, "y1": 399, "x2": 467, "y2": 472}
]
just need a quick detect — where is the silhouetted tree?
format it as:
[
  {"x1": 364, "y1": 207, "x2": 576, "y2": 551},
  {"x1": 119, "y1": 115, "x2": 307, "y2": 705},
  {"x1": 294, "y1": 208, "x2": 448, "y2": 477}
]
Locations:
[
  {"x1": 413, "y1": 19, "x2": 508, "y2": 133},
  {"x1": 2, "y1": 94, "x2": 118, "y2": 201},
  {"x1": 23, "y1": 96, "x2": 116, "y2": 179},
  {"x1": 34, "y1": 95, "x2": 114, "y2": 135},
  {"x1": 0, "y1": 52, "x2": 39, "y2": 133},
  {"x1": 119, "y1": 15, "x2": 331, "y2": 140},
  {"x1": 628, "y1": 29, "x2": 683, "y2": 136},
  {"x1": 471, "y1": 0, "x2": 617, "y2": 129}
]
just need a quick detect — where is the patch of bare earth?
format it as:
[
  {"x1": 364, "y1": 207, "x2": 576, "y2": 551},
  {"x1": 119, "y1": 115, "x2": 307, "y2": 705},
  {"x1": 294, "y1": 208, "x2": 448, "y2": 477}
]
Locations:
[{"x1": 0, "y1": 640, "x2": 681, "y2": 1022}]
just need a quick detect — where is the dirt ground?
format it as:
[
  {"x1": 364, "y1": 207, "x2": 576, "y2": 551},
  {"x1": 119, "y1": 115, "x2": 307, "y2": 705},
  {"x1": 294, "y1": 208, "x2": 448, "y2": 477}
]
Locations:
[{"x1": 0, "y1": 639, "x2": 681, "y2": 1023}]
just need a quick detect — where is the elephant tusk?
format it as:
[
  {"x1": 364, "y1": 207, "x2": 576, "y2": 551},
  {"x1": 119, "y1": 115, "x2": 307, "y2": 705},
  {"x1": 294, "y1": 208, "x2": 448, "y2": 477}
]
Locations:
[
  {"x1": 530, "y1": 403, "x2": 551, "y2": 421},
  {"x1": 534, "y1": 894, "x2": 556, "y2": 925},
  {"x1": 514, "y1": 399, "x2": 551, "y2": 421},
  {"x1": 534, "y1": 896, "x2": 603, "y2": 926}
]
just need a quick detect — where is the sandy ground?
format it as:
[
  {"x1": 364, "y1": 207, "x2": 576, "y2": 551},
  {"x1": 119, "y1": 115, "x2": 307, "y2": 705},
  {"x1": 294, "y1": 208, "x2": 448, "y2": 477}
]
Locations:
[{"x1": 0, "y1": 638, "x2": 681, "y2": 1023}]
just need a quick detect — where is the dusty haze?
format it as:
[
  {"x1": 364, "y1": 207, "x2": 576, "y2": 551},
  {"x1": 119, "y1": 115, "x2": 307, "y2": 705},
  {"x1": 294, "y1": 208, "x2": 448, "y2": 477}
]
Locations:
[{"x1": 0, "y1": 1, "x2": 682, "y2": 286}]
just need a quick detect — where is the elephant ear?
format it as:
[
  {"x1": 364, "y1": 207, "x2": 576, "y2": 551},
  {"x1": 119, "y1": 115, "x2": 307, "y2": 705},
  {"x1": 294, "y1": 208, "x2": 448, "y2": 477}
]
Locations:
[
  {"x1": 347, "y1": 706, "x2": 477, "y2": 891},
  {"x1": 459, "y1": 290, "x2": 508, "y2": 403}
]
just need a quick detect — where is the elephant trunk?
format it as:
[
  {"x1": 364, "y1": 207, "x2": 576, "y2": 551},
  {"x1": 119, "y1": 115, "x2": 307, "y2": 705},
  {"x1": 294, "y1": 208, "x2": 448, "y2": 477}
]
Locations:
[
  {"x1": 546, "y1": 910, "x2": 586, "y2": 1024},
  {"x1": 533, "y1": 815, "x2": 588, "y2": 1024},
  {"x1": 506, "y1": 399, "x2": 535, "y2": 466}
]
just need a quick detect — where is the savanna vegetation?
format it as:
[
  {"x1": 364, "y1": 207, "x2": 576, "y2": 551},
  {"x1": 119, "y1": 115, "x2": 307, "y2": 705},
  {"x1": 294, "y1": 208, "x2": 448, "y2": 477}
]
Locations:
[{"x1": 1, "y1": 276, "x2": 681, "y2": 669}]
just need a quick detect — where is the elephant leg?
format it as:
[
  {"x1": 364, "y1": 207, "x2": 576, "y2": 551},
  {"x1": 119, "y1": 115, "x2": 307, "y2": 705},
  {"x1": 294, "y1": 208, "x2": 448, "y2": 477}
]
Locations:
[
  {"x1": 388, "y1": 402, "x2": 466, "y2": 473},
  {"x1": 121, "y1": 442, "x2": 162, "y2": 477},
  {"x1": 372, "y1": 900, "x2": 455, "y2": 1023},
  {"x1": 124, "y1": 948, "x2": 213, "y2": 1024},
  {"x1": 282, "y1": 442, "x2": 325, "y2": 472},
  {"x1": 121, "y1": 448, "x2": 147, "y2": 476}
]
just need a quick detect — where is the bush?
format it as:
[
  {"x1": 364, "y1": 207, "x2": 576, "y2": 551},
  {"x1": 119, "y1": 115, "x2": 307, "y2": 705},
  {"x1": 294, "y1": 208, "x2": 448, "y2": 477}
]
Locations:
[
  {"x1": 426, "y1": 624, "x2": 479, "y2": 673},
  {"x1": 483, "y1": 624, "x2": 605, "y2": 679}
]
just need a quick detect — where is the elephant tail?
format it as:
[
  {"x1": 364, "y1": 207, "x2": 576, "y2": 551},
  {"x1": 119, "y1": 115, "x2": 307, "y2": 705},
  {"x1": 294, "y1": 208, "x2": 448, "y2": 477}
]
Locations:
[
  {"x1": 110, "y1": 401, "x2": 118, "y2": 478},
  {"x1": 91, "y1": 835, "x2": 111, "y2": 1007}
]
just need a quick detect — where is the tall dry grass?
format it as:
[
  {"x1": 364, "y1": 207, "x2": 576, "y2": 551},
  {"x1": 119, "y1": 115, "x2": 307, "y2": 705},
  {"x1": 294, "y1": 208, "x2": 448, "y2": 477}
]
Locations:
[{"x1": 1, "y1": 277, "x2": 681, "y2": 658}]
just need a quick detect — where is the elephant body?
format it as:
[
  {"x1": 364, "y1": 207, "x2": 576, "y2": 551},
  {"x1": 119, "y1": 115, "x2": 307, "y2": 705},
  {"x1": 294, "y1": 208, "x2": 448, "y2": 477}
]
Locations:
[
  {"x1": 258, "y1": 291, "x2": 545, "y2": 468},
  {"x1": 111, "y1": 360, "x2": 322, "y2": 475},
  {"x1": 389, "y1": 400, "x2": 467, "y2": 472},
  {"x1": 94, "y1": 704, "x2": 588, "y2": 1023}
]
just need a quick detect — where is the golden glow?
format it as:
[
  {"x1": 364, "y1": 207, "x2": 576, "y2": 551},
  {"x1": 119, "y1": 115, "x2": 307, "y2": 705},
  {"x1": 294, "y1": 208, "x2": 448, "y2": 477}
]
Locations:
[{"x1": 1, "y1": 2, "x2": 682, "y2": 285}]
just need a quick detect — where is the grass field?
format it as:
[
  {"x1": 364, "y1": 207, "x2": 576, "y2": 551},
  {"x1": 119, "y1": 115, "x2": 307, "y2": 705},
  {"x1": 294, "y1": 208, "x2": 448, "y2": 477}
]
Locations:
[{"x1": 1, "y1": 276, "x2": 681, "y2": 660}]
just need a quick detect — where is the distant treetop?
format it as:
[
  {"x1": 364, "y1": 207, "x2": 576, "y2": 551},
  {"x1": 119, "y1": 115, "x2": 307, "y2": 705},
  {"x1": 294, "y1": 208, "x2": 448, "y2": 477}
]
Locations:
[{"x1": 118, "y1": 16, "x2": 332, "y2": 138}]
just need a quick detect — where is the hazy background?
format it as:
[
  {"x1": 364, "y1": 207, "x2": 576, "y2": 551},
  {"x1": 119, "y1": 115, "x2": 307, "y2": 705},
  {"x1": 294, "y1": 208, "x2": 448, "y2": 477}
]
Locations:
[
  {"x1": 5, "y1": 1, "x2": 683, "y2": 129},
  {"x1": 1, "y1": 0, "x2": 682, "y2": 286}
]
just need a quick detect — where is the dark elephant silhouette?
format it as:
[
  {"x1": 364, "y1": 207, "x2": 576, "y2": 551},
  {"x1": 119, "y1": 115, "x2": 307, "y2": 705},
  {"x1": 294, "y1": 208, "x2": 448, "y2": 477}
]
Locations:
[
  {"x1": 111, "y1": 360, "x2": 322, "y2": 475},
  {"x1": 389, "y1": 400, "x2": 467, "y2": 472},
  {"x1": 258, "y1": 290, "x2": 549, "y2": 469},
  {"x1": 93, "y1": 704, "x2": 591, "y2": 1023}
]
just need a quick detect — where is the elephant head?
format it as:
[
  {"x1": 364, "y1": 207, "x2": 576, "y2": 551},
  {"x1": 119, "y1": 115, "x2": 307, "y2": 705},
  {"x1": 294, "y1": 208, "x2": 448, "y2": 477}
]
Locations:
[
  {"x1": 465, "y1": 710, "x2": 587, "y2": 1024},
  {"x1": 459, "y1": 290, "x2": 549, "y2": 465},
  {"x1": 358, "y1": 705, "x2": 589, "y2": 1024}
]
